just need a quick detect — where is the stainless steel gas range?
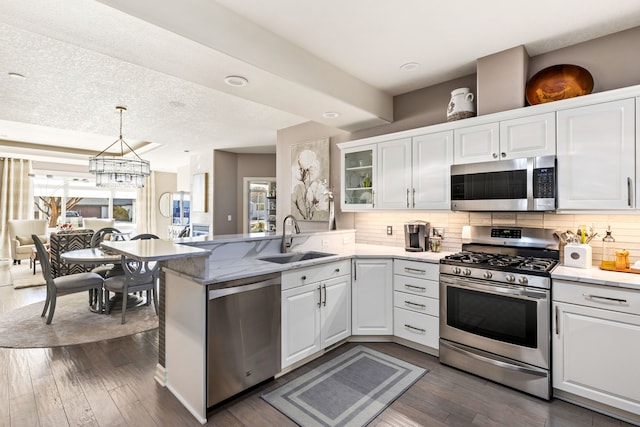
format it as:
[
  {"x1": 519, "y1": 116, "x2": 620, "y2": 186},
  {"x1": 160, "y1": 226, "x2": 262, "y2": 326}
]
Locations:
[{"x1": 439, "y1": 226, "x2": 559, "y2": 400}]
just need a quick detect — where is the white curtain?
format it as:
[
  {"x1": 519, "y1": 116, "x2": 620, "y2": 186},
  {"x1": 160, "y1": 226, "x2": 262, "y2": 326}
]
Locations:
[
  {"x1": 0, "y1": 158, "x2": 32, "y2": 259},
  {"x1": 136, "y1": 171, "x2": 157, "y2": 235}
]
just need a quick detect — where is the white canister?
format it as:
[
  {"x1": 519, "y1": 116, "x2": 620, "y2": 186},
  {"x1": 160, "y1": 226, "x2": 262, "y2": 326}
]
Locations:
[
  {"x1": 447, "y1": 87, "x2": 476, "y2": 122},
  {"x1": 563, "y1": 244, "x2": 593, "y2": 269}
]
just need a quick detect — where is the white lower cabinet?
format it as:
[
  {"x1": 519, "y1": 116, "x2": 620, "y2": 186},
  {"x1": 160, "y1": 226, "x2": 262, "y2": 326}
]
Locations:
[
  {"x1": 281, "y1": 261, "x2": 351, "y2": 369},
  {"x1": 392, "y1": 259, "x2": 439, "y2": 349},
  {"x1": 352, "y1": 258, "x2": 393, "y2": 335},
  {"x1": 553, "y1": 280, "x2": 640, "y2": 418}
]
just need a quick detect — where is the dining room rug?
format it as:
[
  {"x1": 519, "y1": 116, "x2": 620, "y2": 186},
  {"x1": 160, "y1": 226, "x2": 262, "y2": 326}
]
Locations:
[
  {"x1": 0, "y1": 292, "x2": 158, "y2": 348},
  {"x1": 262, "y1": 346, "x2": 427, "y2": 427}
]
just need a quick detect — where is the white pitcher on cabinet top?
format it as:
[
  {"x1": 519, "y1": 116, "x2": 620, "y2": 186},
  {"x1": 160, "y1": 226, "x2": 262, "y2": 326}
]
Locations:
[{"x1": 447, "y1": 87, "x2": 476, "y2": 121}]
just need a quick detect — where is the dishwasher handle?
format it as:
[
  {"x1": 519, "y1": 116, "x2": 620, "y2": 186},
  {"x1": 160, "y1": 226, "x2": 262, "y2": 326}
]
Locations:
[{"x1": 208, "y1": 273, "x2": 280, "y2": 300}]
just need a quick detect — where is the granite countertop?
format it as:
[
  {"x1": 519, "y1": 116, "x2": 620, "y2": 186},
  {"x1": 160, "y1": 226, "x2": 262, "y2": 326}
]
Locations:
[
  {"x1": 103, "y1": 235, "x2": 640, "y2": 293},
  {"x1": 101, "y1": 239, "x2": 210, "y2": 261},
  {"x1": 552, "y1": 265, "x2": 640, "y2": 291},
  {"x1": 198, "y1": 243, "x2": 452, "y2": 285}
]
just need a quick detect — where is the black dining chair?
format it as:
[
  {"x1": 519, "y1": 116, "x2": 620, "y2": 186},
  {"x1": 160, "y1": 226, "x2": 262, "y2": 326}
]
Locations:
[{"x1": 32, "y1": 234, "x2": 104, "y2": 324}]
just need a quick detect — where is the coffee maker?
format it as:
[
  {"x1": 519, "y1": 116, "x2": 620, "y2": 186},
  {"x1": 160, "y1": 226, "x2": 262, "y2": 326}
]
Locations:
[{"x1": 404, "y1": 220, "x2": 430, "y2": 252}]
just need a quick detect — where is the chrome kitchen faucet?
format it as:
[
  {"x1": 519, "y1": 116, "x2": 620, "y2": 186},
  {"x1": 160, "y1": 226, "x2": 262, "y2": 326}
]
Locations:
[{"x1": 281, "y1": 214, "x2": 300, "y2": 253}]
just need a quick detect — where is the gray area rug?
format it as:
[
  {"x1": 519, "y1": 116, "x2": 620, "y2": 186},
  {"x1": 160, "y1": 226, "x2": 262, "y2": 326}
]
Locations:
[
  {"x1": 0, "y1": 292, "x2": 159, "y2": 348},
  {"x1": 262, "y1": 346, "x2": 427, "y2": 427}
]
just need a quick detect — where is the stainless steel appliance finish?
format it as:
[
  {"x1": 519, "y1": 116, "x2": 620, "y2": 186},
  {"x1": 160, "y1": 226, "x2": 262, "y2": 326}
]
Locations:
[
  {"x1": 404, "y1": 220, "x2": 430, "y2": 252},
  {"x1": 439, "y1": 226, "x2": 558, "y2": 400},
  {"x1": 451, "y1": 155, "x2": 556, "y2": 212},
  {"x1": 207, "y1": 273, "x2": 281, "y2": 408}
]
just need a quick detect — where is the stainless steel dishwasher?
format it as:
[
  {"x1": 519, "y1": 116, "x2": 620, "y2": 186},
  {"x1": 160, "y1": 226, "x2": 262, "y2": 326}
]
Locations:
[{"x1": 207, "y1": 272, "x2": 281, "y2": 407}]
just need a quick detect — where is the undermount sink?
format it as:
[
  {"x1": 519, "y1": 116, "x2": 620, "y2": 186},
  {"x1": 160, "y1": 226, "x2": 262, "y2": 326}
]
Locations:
[{"x1": 258, "y1": 251, "x2": 336, "y2": 264}]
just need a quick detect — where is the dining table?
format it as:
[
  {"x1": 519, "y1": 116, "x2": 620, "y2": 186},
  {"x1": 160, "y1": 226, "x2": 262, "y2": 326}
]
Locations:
[
  {"x1": 60, "y1": 247, "x2": 122, "y2": 265},
  {"x1": 60, "y1": 247, "x2": 140, "y2": 313}
]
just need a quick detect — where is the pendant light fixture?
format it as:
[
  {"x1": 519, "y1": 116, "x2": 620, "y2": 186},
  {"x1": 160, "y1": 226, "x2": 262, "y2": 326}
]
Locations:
[{"x1": 89, "y1": 106, "x2": 150, "y2": 188}]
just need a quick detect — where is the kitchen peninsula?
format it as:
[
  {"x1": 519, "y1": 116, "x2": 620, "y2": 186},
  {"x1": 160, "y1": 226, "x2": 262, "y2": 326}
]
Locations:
[
  {"x1": 104, "y1": 231, "x2": 640, "y2": 425},
  {"x1": 107, "y1": 229, "x2": 443, "y2": 423}
]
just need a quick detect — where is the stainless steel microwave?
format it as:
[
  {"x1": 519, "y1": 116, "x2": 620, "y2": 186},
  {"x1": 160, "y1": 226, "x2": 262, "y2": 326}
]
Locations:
[{"x1": 450, "y1": 155, "x2": 556, "y2": 212}]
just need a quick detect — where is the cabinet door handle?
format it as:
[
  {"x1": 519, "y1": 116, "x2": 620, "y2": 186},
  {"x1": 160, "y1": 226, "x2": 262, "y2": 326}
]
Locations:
[
  {"x1": 404, "y1": 300, "x2": 426, "y2": 309},
  {"x1": 404, "y1": 324, "x2": 426, "y2": 333},
  {"x1": 582, "y1": 293, "x2": 628, "y2": 304},
  {"x1": 317, "y1": 285, "x2": 322, "y2": 308},
  {"x1": 406, "y1": 188, "x2": 410, "y2": 208},
  {"x1": 372, "y1": 190, "x2": 375, "y2": 208},
  {"x1": 404, "y1": 284, "x2": 426, "y2": 292},
  {"x1": 628, "y1": 177, "x2": 633, "y2": 207},
  {"x1": 492, "y1": 153, "x2": 498, "y2": 159},
  {"x1": 322, "y1": 284, "x2": 327, "y2": 307},
  {"x1": 501, "y1": 152, "x2": 506, "y2": 158},
  {"x1": 555, "y1": 305, "x2": 559, "y2": 335},
  {"x1": 404, "y1": 267, "x2": 425, "y2": 275},
  {"x1": 412, "y1": 188, "x2": 416, "y2": 208}
]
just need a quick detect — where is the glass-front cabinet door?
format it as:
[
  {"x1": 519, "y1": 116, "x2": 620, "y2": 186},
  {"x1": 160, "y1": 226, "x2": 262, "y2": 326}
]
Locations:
[{"x1": 341, "y1": 145, "x2": 376, "y2": 210}]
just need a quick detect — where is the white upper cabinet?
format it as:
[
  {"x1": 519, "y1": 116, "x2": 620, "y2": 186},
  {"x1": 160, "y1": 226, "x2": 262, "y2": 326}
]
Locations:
[
  {"x1": 557, "y1": 98, "x2": 635, "y2": 210},
  {"x1": 377, "y1": 138, "x2": 412, "y2": 209},
  {"x1": 453, "y1": 113, "x2": 556, "y2": 164},
  {"x1": 412, "y1": 131, "x2": 454, "y2": 210},
  {"x1": 371, "y1": 131, "x2": 453, "y2": 210},
  {"x1": 341, "y1": 144, "x2": 376, "y2": 210},
  {"x1": 499, "y1": 113, "x2": 556, "y2": 158},
  {"x1": 453, "y1": 122, "x2": 500, "y2": 164}
]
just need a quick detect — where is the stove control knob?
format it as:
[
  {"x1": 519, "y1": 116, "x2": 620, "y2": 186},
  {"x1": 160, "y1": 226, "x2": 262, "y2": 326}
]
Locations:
[
  {"x1": 483, "y1": 271, "x2": 493, "y2": 279},
  {"x1": 463, "y1": 268, "x2": 472, "y2": 276},
  {"x1": 453, "y1": 267, "x2": 461, "y2": 274},
  {"x1": 505, "y1": 274, "x2": 516, "y2": 283},
  {"x1": 518, "y1": 277, "x2": 528, "y2": 285}
]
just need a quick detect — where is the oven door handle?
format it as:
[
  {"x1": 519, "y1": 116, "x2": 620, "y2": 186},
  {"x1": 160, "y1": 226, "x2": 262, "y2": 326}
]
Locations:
[
  {"x1": 441, "y1": 341, "x2": 548, "y2": 378},
  {"x1": 442, "y1": 277, "x2": 547, "y2": 300}
]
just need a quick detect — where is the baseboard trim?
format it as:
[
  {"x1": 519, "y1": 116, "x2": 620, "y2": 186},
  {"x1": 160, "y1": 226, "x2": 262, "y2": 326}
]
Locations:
[{"x1": 154, "y1": 363, "x2": 167, "y2": 386}]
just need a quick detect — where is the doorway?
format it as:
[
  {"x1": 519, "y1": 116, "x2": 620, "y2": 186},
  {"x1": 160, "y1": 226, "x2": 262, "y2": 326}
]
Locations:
[{"x1": 243, "y1": 178, "x2": 276, "y2": 234}]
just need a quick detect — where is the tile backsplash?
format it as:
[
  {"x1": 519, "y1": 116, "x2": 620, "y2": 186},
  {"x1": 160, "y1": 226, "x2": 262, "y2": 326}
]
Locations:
[{"x1": 354, "y1": 211, "x2": 640, "y2": 266}]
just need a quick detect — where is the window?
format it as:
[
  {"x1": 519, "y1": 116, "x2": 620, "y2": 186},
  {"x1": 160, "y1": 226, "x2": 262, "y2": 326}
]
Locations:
[{"x1": 32, "y1": 174, "x2": 137, "y2": 228}]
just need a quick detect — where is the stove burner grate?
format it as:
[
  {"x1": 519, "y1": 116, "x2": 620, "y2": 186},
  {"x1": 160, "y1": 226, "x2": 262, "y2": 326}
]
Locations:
[{"x1": 444, "y1": 251, "x2": 557, "y2": 273}]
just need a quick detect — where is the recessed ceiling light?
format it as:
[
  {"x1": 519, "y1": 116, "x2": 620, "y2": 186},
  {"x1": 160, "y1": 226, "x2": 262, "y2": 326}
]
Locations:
[
  {"x1": 8, "y1": 72, "x2": 26, "y2": 79},
  {"x1": 400, "y1": 62, "x2": 420, "y2": 72},
  {"x1": 322, "y1": 112, "x2": 340, "y2": 119},
  {"x1": 224, "y1": 75, "x2": 249, "y2": 87}
]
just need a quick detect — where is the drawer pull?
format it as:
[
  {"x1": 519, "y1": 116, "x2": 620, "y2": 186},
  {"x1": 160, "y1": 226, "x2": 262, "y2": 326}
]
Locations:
[
  {"x1": 582, "y1": 293, "x2": 628, "y2": 304},
  {"x1": 404, "y1": 284, "x2": 426, "y2": 292},
  {"x1": 404, "y1": 267, "x2": 426, "y2": 275},
  {"x1": 335, "y1": 268, "x2": 340, "y2": 273},
  {"x1": 404, "y1": 324, "x2": 426, "y2": 333},
  {"x1": 301, "y1": 275, "x2": 307, "y2": 281},
  {"x1": 404, "y1": 301, "x2": 426, "y2": 309}
]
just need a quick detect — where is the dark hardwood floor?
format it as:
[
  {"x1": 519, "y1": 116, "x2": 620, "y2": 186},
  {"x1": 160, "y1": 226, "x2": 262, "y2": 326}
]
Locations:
[{"x1": 0, "y1": 267, "x2": 637, "y2": 426}]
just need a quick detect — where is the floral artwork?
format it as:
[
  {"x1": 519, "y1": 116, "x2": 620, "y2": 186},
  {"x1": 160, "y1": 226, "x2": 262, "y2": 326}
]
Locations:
[{"x1": 291, "y1": 138, "x2": 330, "y2": 221}]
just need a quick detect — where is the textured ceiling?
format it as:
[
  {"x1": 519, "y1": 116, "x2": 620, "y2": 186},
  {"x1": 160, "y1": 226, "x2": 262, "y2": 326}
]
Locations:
[{"x1": 2, "y1": 0, "x2": 640, "y2": 173}]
